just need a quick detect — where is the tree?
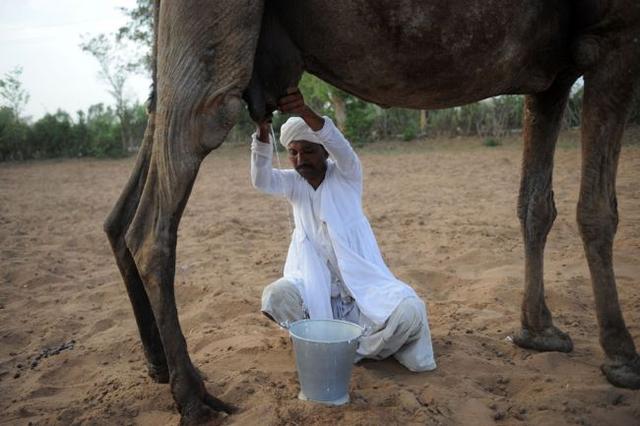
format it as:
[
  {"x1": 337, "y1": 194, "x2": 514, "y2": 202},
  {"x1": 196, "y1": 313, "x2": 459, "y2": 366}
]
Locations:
[
  {"x1": 0, "y1": 68, "x2": 31, "y2": 160},
  {"x1": 0, "y1": 66, "x2": 30, "y2": 120},
  {"x1": 81, "y1": 34, "x2": 138, "y2": 152},
  {"x1": 116, "y1": 0, "x2": 154, "y2": 74}
]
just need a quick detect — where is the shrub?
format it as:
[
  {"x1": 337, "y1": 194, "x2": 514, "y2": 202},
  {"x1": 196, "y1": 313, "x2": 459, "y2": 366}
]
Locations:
[{"x1": 482, "y1": 138, "x2": 501, "y2": 147}]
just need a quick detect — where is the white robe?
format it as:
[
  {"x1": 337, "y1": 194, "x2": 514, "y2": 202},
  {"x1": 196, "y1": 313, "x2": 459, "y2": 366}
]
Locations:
[{"x1": 251, "y1": 117, "x2": 417, "y2": 327}]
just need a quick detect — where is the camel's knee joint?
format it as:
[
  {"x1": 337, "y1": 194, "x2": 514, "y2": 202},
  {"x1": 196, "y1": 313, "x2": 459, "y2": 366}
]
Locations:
[
  {"x1": 104, "y1": 208, "x2": 127, "y2": 245},
  {"x1": 124, "y1": 226, "x2": 172, "y2": 280},
  {"x1": 103, "y1": 214, "x2": 119, "y2": 241},
  {"x1": 518, "y1": 189, "x2": 557, "y2": 244}
]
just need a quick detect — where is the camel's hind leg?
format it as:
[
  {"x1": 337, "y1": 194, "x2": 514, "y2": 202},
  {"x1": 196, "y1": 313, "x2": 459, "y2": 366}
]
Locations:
[
  {"x1": 577, "y1": 34, "x2": 640, "y2": 389},
  {"x1": 122, "y1": 1, "x2": 263, "y2": 422},
  {"x1": 125, "y1": 107, "x2": 241, "y2": 421},
  {"x1": 512, "y1": 72, "x2": 578, "y2": 352},
  {"x1": 104, "y1": 113, "x2": 169, "y2": 383}
]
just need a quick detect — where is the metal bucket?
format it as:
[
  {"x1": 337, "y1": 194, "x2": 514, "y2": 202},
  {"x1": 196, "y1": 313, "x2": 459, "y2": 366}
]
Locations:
[{"x1": 289, "y1": 319, "x2": 363, "y2": 405}]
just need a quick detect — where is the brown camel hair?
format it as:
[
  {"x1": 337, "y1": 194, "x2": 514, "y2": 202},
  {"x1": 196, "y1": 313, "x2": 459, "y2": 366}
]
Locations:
[{"x1": 103, "y1": 0, "x2": 640, "y2": 423}]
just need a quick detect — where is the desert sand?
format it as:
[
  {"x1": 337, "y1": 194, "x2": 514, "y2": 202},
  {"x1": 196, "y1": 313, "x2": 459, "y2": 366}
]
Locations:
[{"x1": 1, "y1": 131, "x2": 639, "y2": 425}]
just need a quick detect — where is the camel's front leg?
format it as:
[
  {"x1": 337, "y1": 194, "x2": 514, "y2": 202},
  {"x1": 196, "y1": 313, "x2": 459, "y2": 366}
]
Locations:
[
  {"x1": 122, "y1": 1, "x2": 264, "y2": 422},
  {"x1": 512, "y1": 72, "x2": 577, "y2": 352},
  {"x1": 577, "y1": 39, "x2": 640, "y2": 389}
]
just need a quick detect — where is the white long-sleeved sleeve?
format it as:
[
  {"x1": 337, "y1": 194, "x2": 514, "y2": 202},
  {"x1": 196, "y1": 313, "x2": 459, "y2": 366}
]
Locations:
[
  {"x1": 313, "y1": 117, "x2": 362, "y2": 181},
  {"x1": 250, "y1": 132, "x2": 295, "y2": 196}
]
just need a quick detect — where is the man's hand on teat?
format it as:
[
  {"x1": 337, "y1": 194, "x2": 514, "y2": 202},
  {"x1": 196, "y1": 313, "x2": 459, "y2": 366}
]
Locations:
[
  {"x1": 278, "y1": 87, "x2": 324, "y2": 131},
  {"x1": 256, "y1": 116, "x2": 272, "y2": 144},
  {"x1": 255, "y1": 87, "x2": 325, "y2": 143}
]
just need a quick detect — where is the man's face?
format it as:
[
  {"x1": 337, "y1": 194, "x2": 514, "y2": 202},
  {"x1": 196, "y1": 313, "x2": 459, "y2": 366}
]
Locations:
[{"x1": 288, "y1": 140, "x2": 328, "y2": 182}]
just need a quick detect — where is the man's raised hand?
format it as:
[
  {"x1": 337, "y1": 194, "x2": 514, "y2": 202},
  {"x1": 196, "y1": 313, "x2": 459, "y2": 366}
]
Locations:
[
  {"x1": 277, "y1": 87, "x2": 306, "y2": 115},
  {"x1": 278, "y1": 87, "x2": 324, "y2": 131}
]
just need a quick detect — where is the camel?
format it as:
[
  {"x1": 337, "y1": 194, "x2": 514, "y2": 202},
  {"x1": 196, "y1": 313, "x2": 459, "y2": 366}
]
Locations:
[{"x1": 104, "y1": 0, "x2": 640, "y2": 423}]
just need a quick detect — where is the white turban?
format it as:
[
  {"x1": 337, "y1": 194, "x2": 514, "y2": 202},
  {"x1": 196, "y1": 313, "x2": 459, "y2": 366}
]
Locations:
[{"x1": 279, "y1": 117, "x2": 324, "y2": 149}]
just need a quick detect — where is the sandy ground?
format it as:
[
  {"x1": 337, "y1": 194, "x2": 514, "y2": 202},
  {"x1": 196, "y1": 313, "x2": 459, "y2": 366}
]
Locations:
[{"x1": 1, "y1": 131, "x2": 639, "y2": 425}]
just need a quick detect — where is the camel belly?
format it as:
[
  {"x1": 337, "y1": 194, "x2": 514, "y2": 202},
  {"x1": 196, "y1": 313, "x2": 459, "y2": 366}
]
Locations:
[{"x1": 273, "y1": 0, "x2": 573, "y2": 109}]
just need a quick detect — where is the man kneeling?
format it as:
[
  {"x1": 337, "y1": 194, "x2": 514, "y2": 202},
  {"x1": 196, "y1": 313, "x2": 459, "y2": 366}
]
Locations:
[{"x1": 251, "y1": 88, "x2": 436, "y2": 372}]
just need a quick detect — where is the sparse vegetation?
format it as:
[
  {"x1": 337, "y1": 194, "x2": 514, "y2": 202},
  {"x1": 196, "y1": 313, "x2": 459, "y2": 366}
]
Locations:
[
  {"x1": 0, "y1": 102, "x2": 147, "y2": 161},
  {"x1": 482, "y1": 138, "x2": 501, "y2": 147}
]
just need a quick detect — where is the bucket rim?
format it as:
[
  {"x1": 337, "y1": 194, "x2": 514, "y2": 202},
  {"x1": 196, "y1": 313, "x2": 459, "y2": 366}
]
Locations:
[{"x1": 288, "y1": 319, "x2": 363, "y2": 344}]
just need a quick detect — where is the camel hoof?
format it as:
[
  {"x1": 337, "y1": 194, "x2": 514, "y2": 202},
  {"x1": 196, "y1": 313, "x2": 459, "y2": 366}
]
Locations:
[
  {"x1": 178, "y1": 393, "x2": 235, "y2": 426},
  {"x1": 179, "y1": 403, "x2": 222, "y2": 426},
  {"x1": 511, "y1": 326, "x2": 573, "y2": 353},
  {"x1": 147, "y1": 362, "x2": 170, "y2": 384},
  {"x1": 601, "y1": 356, "x2": 640, "y2": 389},
  {"x1": 204, "y1": 392, "x2": 238, "y2": 414}
]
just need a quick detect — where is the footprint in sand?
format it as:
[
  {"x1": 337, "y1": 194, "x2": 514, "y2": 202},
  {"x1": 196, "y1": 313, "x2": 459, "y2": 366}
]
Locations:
[{"x1": 90, "y1": 318, "x2": 115, "y2": 334}]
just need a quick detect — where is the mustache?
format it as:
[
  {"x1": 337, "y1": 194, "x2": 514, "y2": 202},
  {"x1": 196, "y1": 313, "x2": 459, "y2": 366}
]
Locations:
[{"x1": 295, "y1": 164, "x2": 315, "y2": 171}]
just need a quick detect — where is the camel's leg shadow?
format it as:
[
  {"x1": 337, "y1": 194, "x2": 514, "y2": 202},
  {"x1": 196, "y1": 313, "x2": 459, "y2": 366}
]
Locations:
[
  {"x1": 513, "y1": 71, "x2": 578, "y2": 352},
  {"x1": 105, "y1": 1, "x2": 263, "y2": 423},
  {"x1": 576, "y1": 38, "x2": 640, "y2": 389}
]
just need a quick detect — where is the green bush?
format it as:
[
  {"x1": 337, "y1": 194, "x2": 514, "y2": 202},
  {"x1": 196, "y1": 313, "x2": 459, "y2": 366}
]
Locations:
[
  {"x1": 0, "y1": 107, "x2": 29, "y2": 161},
  {"x1": 344, "y1": 97, "x2": 377, "y2": 144},
  {"x1": 402, "y1": 125, "x2": 417, "y2": 141},
  {"x1": 29, "y1": 111, "x2": 75, "y2": 158},
  {"x1": 85, "y1": 104, "x2": 124, "y2": 157},
  {"x1": 0, "y1": 102, "x2": 145, "y2": 161},
  {"x1": 482, "y1": 138, "x2": 501, "y2": 147}
]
